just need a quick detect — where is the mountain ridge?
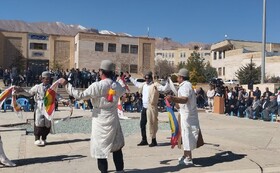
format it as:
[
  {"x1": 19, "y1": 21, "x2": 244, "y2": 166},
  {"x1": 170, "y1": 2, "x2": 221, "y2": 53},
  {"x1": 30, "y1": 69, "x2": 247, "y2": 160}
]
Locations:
[{"x1": 0, "y1": 20, "x2": 211, "y2": 49}]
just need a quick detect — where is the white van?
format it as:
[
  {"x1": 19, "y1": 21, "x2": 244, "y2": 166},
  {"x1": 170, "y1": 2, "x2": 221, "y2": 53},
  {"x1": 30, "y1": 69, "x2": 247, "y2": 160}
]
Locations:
[{"x1": 224, "y1": 79, "x2": 240, "y2": 85}]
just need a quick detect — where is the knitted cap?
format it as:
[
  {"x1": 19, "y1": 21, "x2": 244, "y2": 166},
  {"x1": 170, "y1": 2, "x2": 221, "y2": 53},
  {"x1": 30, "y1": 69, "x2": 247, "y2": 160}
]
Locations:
[
  {"x1": 178, "y1": 68, "x2": 188, "y2": 77},
  {"x1": 100, "y1": 60, "x2": 114, "y2": 71},
  {"x1": 42, "y1": 71, "x2": 50, "y2": 78}
]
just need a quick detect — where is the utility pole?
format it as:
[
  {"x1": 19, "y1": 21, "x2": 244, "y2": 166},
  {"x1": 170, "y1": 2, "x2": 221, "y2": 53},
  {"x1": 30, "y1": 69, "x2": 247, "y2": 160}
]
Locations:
[{"x1": 261, "y1": 0, "x2": 266, "y2": 83}]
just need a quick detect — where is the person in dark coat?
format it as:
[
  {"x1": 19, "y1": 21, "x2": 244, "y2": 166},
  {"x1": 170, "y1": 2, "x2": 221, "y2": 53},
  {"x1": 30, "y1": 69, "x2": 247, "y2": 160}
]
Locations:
[{"x1": 262, "y1": 95, "x2": 278, "y2": 121}]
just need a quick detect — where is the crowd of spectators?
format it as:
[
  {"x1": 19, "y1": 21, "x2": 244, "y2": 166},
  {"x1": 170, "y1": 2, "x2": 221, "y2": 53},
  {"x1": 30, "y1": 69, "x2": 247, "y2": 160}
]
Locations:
[
  {"x1": 1, "y1": 65, "x2": 278, "y2": 122},
  {"x1": 0, "y1": 66, "x2": 99, "y2": 88},
  {"x1": 202, "y1": 83, "x2": 280, "y2": 122}
]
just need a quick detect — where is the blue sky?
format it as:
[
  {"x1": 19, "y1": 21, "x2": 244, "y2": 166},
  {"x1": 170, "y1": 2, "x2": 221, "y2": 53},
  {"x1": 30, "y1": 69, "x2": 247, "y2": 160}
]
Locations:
[{"x1": 1, "y1": 0, "x2": 279, "y2": 44}]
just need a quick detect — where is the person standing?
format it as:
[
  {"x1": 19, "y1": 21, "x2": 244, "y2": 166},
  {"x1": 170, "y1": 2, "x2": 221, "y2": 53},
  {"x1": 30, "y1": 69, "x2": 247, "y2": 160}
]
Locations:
[
  {"x1": 129, "y1": 71, "x2": 170, "y2": 147},
  {"x1": 165, "y1": 68, "x2": 203, "y2": 165},
  {"x1": 26, "y1": 67, "x2": 33, "y2": 87},
  {"x1": 60, "y1": 60, "x2": 126, "y2": 173},
  {"x1": 14, "y1": 71, "x2": 53, "y2": 146},
  {"x1": 206, "y1": 84, "x2": 215, "y2": 112}
]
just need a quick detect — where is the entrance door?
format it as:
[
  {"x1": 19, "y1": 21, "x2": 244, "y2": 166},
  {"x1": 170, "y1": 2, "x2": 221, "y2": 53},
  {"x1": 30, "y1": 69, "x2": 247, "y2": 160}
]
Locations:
[{"x1": 27, "y1": 60, "x2": 49, "y2": 77}]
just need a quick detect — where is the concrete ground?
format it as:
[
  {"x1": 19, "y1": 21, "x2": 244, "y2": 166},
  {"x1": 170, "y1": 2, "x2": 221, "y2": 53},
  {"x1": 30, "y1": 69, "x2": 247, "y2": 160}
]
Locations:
[{"x1": 0, "y1": 107, "x2": 280, "y2": 173}]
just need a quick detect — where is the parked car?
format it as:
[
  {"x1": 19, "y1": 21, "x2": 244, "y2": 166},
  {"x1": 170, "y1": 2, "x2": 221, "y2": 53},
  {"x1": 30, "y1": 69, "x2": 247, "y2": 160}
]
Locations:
[{"x1": 224, "y1": 79, "x2": 240, "y2": 85}]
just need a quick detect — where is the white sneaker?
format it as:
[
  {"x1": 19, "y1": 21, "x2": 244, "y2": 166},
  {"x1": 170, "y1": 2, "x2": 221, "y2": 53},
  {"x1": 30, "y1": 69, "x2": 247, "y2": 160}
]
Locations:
[
  {"x1": 179, "y1": 157, "x2": 193, "y2": 166},
  {"x1": 41, "y1": 140, "x2": 47, "y2": 146},
  {"x1": 34, "y1": 140, "x2": 41, "y2": 146},
  {"x1": 178, "y1": 156, "x2": 185, "y2": 162},
  {"x1": 1, "y1": 159, "x2": 16, "y2": 167}
]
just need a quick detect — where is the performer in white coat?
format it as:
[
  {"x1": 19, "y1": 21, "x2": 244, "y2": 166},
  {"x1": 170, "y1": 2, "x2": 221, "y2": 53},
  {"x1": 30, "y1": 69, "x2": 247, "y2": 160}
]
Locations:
[
  {"x1": 15, "y1": 71, "x2": 52, "y2": 146},
  {"x1": 60, "y1": 60, "x2": 126, "y2": 173},
  {"x1": 0, "y1": 136, "x2": 16, "y2": 167},
  {"x1": 166, "y1": 68, "x2": 203, "y2": 166}
]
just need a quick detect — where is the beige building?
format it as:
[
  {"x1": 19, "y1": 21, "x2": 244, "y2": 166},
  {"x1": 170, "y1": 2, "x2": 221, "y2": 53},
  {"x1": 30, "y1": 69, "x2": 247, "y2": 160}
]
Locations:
[
  {"x1": 211, "y1": 39, "x2": 280, "y2": 80},
  {"x1": 155, "y1": 48, "x2": 211, "y2": 66},
  {"x1": 0, "y1": 31, "x2": 74, "y2": 75},
  {"x1": 75, "y1": 32, "x2": 155, "y2": 74},
  {"x1": 0, "y1": 31, "x2": 28, "y2": 69},
  {"x1": 0, "y1": 30, "x2": 155, "y2": 76}
]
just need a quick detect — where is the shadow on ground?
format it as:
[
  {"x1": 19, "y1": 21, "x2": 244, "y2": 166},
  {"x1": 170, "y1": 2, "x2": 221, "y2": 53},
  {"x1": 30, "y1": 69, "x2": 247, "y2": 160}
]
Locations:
[
  {"x1": 15, "y1": 154, "x2": 86, "y2": 166},
  {"x1": 46, "y1": 138, "x2": 90, "y2": 145},
  {"x1": 123, "y1": 151, "x2": 246, "y2": 173}
]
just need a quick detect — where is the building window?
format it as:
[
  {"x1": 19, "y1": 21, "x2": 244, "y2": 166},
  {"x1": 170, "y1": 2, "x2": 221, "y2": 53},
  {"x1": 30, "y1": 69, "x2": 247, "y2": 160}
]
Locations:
[
  {"x1": 218, "y1": 67, "x2": 222, "y2": 76},
  {"x1": 121, "y1": 44, "x2": 129, "y2": 53},
  {"x1": 205, "y1": 53, "x2": 210, "y2": 56},
  {"x1": 108, "y1": 43, "x2": 116, "y2": 52},
  {"x1": 223, "y1": 67, "x2": 225, "y2": 75},
  {"x1": 130, "y1": 45, "x2": 138, "y2": 54},
  {"x1": 30, "y1": 43, "x2": 47, "y2": 50},
  {"x1": 130, "y1": 64, "x2": 138, "y2": 73},
  {"x1": 156, "y1": 52, "x2": 162, "y2": 56},
  {"x1": 213, "y1": 52, "x2": 217, "y2": 60},
  {"x1": 219, "y1": 51, "x2": 222, "y2": 59},
  {"x1": 95, "y1": 42, "x2": 104, "y2": 51}
]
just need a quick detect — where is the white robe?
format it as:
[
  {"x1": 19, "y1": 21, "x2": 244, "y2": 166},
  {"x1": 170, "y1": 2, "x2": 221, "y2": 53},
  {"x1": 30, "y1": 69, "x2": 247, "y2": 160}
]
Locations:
[
  {"x1": 65, "y1": 78, "x2": 126, "y2": 159},
  {"x1": 19, "y1": 83, "x2": 51, "y2": 128},
  {"x1": 178, "y1": 81, "x2": 200, "y2": 151}
]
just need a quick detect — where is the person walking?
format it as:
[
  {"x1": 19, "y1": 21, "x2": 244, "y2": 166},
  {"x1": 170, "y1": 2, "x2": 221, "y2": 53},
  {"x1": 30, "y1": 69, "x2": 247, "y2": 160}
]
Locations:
[
  {"x1": 129, "y1": 71, "x2": 170, "y2": 147},
  {"x1": 60, "y1": 60, "x2": 126, "y2": 173},
  {"x1": 165, "y1": 68, "x2": 203, "y2": 166}
]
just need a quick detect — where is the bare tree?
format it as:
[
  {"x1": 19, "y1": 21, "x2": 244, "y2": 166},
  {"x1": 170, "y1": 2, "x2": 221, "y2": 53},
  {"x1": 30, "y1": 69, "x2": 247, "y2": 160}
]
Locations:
[{"x1": 155, "y1": 59, "x2": 175, "y2": 79}]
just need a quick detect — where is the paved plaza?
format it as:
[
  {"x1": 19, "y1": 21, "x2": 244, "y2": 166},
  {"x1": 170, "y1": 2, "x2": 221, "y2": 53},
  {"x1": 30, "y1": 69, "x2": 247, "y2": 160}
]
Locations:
[{"x1": 0, "y1": 107, "x2": 280, "y2": 173}]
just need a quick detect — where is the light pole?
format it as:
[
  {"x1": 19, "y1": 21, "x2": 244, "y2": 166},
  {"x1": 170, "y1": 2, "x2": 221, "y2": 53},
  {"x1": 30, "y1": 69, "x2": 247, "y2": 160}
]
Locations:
[{"x1": 261, "y1": 0, "x2": 266, "y2": 84}]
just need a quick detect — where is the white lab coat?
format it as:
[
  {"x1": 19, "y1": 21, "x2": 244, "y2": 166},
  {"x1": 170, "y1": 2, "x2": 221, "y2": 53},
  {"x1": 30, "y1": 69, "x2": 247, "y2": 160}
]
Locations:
[
  {"x1": 178, "y1": 81, "x2": 200, "y2": 151},
  {"x1": 65, "y1": 78, "x2": 126, "y2": 159}
]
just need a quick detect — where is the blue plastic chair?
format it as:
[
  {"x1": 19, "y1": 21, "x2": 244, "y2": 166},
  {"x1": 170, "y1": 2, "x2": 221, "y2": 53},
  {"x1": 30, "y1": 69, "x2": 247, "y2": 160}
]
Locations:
[
  {"x1": 3, "y1": 98, "x2": 13, "y2": 112},
  {"x1": 270, "y1": 113, "x2": 277, "y2": 122},
  {"x1": 16, "y1": 98, "x2": 30, "y2": 112}
]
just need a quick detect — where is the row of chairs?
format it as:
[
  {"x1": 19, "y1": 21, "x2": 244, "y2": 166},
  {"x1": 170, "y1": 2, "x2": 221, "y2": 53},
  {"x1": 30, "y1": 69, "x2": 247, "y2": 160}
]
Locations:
[{"x1": 2, "y1": 97, "x2": 31, "y2": 112}]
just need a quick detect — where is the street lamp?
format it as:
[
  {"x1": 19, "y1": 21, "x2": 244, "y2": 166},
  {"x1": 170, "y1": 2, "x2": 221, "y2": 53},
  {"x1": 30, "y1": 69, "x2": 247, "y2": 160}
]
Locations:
[{"x1": 261, "y1": 0, "x2": 266, "y2": 84}]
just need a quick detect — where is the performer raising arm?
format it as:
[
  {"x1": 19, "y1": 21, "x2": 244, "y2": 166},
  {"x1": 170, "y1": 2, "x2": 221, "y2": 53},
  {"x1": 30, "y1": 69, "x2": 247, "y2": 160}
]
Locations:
[
  {"x1": 59, "y1": 60, "x2": 126, "y2": 173},
  {"x1": 129, "y1": 71, "x2": 170, "y2": 147}
]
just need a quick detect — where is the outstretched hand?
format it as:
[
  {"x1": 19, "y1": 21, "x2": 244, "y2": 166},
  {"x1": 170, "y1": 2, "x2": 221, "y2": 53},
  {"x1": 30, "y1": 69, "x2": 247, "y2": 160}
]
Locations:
[
  {"x1": 59, "y1": 78, "x2": 68, "y2": 86},
  {"x1": 13, "y1": 86, "x2": 24, "y2": 93},
  {"x1": 125, "y1": 72, "x2": 131, "y2": 78},
  {"x1": 165, "y1": 95, "x2": 173, "y2": 102}
]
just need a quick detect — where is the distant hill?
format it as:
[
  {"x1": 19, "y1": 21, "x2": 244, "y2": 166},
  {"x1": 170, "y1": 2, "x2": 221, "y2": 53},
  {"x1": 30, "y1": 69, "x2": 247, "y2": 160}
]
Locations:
[
  {"x1": 0, "y1": 20, "x2": 212, "y2": 48},
  {"x1": 0, "y1": 20, "x2": 98, "y2": 36},
  {"x1": 155, "y1": 37, "x2": 211, "y2": 50}
]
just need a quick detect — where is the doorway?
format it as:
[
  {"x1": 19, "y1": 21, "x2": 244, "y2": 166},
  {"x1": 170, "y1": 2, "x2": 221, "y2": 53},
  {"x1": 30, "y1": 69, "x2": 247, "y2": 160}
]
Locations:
[{"x1": 27, "y1": 60, "x2": 49, "y2": 77}]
